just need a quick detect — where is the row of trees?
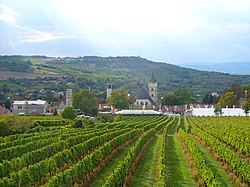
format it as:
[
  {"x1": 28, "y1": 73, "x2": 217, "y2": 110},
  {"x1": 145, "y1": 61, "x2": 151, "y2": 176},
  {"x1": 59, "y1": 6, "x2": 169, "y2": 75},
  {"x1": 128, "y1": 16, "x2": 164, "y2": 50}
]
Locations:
[
  {"x1": 61, "y1": 83, "x2": 250, "y2": 119},
  {"x1": 61, "y1": 88, "x2": 132, "y2": 120},
  {"x1": 162, "y1": 88, "x2": 196, "y2": 106}
]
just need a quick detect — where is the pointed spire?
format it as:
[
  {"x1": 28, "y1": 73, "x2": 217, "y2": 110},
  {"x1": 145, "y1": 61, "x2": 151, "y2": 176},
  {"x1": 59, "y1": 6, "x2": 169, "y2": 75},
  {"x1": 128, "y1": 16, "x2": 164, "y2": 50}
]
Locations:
[{"x1": 150, "y1": 72, "x2": 157, "y2": 82}]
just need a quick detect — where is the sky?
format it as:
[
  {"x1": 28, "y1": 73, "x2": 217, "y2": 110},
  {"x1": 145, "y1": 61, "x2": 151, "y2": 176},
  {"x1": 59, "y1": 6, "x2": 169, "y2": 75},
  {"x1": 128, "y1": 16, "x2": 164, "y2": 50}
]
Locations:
[{"x1": 1, "y1": 0, "x2": 250, "y2": 65}]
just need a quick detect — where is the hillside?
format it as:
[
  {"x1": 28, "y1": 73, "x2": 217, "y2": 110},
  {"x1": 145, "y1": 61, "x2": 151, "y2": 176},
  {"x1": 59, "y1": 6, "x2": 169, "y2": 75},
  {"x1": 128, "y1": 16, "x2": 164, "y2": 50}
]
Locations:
[{"x1": 1, "y1": 56, "x2": 250, "y2": 97}]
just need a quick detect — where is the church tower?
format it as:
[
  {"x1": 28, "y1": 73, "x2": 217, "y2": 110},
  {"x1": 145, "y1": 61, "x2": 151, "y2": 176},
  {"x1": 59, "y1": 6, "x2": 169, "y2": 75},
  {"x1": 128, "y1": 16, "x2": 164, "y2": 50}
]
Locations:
[
  {"x1": 107, "y1": 83, "x2": 112, "y2": 98},
  {"x1": 148, "y1": 72, "x2": 158, "y2": 106},
  {"x1": 66, "y1": 89, "x2": 73, "y2": 106}
]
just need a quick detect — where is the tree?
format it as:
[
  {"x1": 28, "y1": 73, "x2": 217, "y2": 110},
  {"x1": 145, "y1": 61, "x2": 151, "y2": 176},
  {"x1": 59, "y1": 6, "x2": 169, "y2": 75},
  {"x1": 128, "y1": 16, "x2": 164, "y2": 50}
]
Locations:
[
  {"x1": 90, "y1": 107, "x2": 98, "y2": 117},
  {"x1": 106, "y1": 89, "x2": 132, "y2": 110},
  {"x1": 214, "y1": 106, "x2": 223, "y2": 116},
  {"x1": 53, "y1": 107, "x2": 58, "y2": 116},
  {"x1": 242, "y1": 100, "x2": 250, "y2": 116},
  {"x1": 4, "y1": 100, "x2": 11, "y2": 110},
  {"x1": 222, "y1": 84, "x2": 244, "y2": 106},
  {"x1": 73, "y1": 89, "x2": 98, "y2": 115},
  {"x1": 61, "y1": 106, "x2": 76, "y2": 120},
  {"x1": 218, "y1": 92, "x2": 236, "y2": 108},
  {"x1": 163, "y1": 88, "x2": 196, "y2": 105},
  {"x1": 222, "y1": 84, "x2": 243, "y2": 98},
  {"x1": 202, "y1": 94, "x2": 219, "y2": 105}
]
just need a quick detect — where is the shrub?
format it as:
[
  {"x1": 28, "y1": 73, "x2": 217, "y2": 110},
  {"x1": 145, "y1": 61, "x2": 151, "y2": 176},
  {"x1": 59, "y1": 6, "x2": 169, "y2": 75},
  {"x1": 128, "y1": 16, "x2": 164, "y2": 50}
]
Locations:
[
  {"x1": 115, "y1": 113, "x2": 123, "y2": 121},
  {"x1": 53, "y1": 108, "x2": 58, "y2": 116},
  {"x1": 214, "y1": 106, "x2": 223, "y2": 116},
  {"x1": 101, "y1": 115, "x2": 114, "y2": 123},
  {"x1": 0, "y1": 115, "x2": 34, "y2": 136},
  {"x1": 90, "y1": 107, "x2": 98, "y2": 117},
  {"x1": 61, "y1": 106, "x2": 76, "y2": 120},
  {"x1": 25, "y1": 125, "x2": 46, "y2": 133},
  {"x1": 34, "y1": 120, "x2": 68, "y2": 127},
  {"x1": 72, "y1": 119, "x2": 84, "y2": 128},
  {"x1": 84, "y1": 118, "x2": 95, "y2": 125}
]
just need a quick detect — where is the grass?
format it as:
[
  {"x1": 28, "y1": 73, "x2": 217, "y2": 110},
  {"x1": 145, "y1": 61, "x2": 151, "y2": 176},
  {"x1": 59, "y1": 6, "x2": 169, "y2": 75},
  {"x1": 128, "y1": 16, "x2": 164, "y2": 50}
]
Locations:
[
  {"x1": 166, "y1": 119, "x2": 197, "y2": 187},
  {"x1": 90, "y1": 141, "x2": 136, "y2": 187},
  {"x1": 130, "y1": 133, "x2": 163, "y2": 187}
]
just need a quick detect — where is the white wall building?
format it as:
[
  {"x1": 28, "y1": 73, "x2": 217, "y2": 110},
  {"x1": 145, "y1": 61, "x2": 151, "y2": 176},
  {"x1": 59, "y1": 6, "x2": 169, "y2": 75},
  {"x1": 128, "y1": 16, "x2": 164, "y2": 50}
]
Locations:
[
  {"x1": 13, "y1": 100, "x2": 47, "y2": 115},
  {"x1": 191, "y1": 108, "x2": 246, "y2": 116}
]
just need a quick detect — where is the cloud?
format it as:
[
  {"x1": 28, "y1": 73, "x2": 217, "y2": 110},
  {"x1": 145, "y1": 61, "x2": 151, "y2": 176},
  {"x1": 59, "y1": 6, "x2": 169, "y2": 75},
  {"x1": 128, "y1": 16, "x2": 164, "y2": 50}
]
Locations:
[
  {"x1": 226, "y1": 23, "x2": 250, "y2": 34},
  {"x1": 0, "y1": 4, "x2": 18, "y2": 24},
  {"x1": 1, "y1": 0, "x2": 250, "y2": 63},
  {"x1": 0, "y1": 4, "x2": 69, "y2": 43},
  {"x1": 21, "y1": 28, "x2": 69, "y2": 43}
]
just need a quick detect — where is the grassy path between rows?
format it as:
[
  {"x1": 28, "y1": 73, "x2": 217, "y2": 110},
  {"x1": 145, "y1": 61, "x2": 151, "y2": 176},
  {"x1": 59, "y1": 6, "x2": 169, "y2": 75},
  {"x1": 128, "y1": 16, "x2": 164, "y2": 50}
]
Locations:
[
  {"x1": 130, "y1": 133, "x2": 163, "y2": 187},
  {"x1": 89, "y1": 141, "x2": 136, "y2": 187},
  {"x1": 166, "y1": 120, "x2": 197, "y2": 187},
  {"x1": 193, "y1": 135, "x2": 235, "y2": 187}
]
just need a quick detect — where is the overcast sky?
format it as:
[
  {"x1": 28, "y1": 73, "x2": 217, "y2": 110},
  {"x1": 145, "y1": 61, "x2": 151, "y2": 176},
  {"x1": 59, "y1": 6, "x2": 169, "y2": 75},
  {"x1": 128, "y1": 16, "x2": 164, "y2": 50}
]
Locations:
[{"x1": 1, "y1": 0, "x2": 250, "y2": 64}]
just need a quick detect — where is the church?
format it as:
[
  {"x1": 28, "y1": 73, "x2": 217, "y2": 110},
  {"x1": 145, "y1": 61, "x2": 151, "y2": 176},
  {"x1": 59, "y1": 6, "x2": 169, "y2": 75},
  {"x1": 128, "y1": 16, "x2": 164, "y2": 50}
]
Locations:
[{"x1": 134, "y1": 72, "x2": 158, "y2": 109}]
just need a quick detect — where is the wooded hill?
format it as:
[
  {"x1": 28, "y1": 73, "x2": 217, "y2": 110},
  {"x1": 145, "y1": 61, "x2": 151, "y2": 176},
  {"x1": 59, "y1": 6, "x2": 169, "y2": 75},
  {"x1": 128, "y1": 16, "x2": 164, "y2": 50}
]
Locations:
[{"x1": 1, "y1": 56, "x2": 250, "y2": 96}]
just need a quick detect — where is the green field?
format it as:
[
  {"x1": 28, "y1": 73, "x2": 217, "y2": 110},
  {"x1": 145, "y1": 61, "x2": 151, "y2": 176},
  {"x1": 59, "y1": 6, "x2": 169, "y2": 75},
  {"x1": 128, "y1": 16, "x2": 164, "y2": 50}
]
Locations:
[{"x1": 0, "y1": 116, "x2": 249, "y2": 187}]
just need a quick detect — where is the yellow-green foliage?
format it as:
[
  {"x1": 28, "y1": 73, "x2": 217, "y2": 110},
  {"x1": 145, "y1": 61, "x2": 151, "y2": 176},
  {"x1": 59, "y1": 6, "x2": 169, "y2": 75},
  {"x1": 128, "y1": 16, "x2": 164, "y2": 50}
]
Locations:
[{"x1": 0, "y1": 115, "x2": 34, "y2": 136}]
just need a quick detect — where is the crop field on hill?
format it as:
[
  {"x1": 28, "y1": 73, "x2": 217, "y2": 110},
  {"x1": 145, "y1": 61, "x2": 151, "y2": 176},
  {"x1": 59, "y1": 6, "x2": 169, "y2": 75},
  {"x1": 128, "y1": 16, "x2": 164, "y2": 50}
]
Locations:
[{"x1": 0, "y1": 116, "x2": 249, "y2": 187}]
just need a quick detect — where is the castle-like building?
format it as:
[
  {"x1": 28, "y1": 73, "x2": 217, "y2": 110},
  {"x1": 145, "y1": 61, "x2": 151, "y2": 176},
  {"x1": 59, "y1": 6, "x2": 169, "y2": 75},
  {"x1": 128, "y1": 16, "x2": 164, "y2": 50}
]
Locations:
[{"x1": 134, "y1": 72, "x2": 158, "y2": 108}]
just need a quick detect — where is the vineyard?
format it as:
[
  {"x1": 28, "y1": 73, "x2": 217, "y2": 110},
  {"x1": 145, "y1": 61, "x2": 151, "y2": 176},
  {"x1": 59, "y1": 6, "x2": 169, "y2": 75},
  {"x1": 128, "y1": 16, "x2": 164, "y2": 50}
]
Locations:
[{"x1": 0, "y1": 116, "x2": 250, "y2": 187}]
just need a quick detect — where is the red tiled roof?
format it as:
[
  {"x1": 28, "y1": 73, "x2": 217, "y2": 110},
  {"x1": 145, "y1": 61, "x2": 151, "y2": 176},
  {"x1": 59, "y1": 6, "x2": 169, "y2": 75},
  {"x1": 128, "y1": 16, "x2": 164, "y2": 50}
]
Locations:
[{"x1": 0, "y1": 106, "x2": 10, "y2": 115}]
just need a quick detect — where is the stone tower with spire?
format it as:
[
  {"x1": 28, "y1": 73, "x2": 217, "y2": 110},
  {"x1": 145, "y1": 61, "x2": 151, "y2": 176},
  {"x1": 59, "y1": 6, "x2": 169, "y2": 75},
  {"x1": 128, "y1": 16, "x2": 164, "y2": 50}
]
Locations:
[{"x1": 148, "y1": 72, "x2": 158, "y2": 106}]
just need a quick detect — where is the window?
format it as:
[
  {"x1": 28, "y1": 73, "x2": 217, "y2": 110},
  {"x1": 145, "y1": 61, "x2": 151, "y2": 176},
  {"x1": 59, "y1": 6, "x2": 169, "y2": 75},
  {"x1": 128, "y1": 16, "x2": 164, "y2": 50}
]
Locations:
[
  {"x1": 151, "y1": 88, "x2": 154, "y2": 91},
  {"x1": 17, "y1": 106, "x2": 22, "y2": 109},
  {"x1": 137, "y1": 101, "x2": 139, "y2": 105},
  {"x1": 151, "y1": 94, "x2": 154, "y2": 97},
  {"x1": 140, "y1": 101, "x2": 144, "y2": 106},
  {"x1": 145, "y1": 101, "x2": 148, "y2": 106}
]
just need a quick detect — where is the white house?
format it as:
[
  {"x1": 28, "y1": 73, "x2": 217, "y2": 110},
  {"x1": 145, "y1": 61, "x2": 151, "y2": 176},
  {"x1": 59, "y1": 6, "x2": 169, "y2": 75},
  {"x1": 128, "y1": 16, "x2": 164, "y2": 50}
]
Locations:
[{"x1": 13, "y1": 100, "x2": 48, "y2": 115}]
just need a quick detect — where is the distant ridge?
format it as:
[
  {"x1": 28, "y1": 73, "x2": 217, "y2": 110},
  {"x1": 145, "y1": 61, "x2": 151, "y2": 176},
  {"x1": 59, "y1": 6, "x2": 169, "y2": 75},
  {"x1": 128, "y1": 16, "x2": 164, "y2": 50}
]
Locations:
[
  {"x1": 180, "y1": 62, "x2": 250, "y2": 75},
  {"x1": 1, "y1": 55, "x2": 250, "y2": 95}
]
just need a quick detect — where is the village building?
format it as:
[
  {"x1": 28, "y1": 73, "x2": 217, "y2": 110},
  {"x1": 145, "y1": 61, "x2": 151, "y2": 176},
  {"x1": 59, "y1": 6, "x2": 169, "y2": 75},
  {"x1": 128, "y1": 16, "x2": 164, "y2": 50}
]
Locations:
[
  {"x1": 0, "y1": 106, "x2": 10, "y2": 115},
  {"x1": 13, "y1": 100, "x2": 47, "y2": 115},
  {"x1": 134, "y1": 72, "x2": 159, "y2": 109},
  {"x1": 66, "y1": 89, "x2": 73, "y2": 106},
  {"x1": 107, "y1": 83, "x2": 112, "y2": 98}
]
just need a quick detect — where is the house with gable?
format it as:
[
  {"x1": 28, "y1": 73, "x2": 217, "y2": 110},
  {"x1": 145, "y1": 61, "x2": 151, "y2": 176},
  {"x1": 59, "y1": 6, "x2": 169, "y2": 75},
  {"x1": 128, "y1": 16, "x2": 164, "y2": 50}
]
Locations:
[{"x1": 134, "y1": 72, "x2": 159, "y2": 109}]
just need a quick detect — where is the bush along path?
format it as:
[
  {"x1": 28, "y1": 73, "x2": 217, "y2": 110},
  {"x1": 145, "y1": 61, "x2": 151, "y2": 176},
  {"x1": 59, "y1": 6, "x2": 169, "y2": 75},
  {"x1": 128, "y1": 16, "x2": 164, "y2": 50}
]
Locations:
[{"x1": 166, "y1": 118, "x2": 197, "y2": 187}]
